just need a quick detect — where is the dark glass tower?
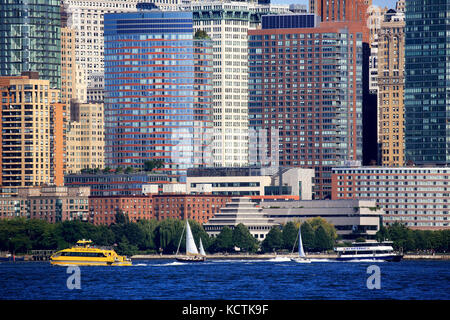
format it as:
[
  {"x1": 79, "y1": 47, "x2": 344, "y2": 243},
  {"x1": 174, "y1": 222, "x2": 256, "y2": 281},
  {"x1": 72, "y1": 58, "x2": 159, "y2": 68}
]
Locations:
[
  {"x1": 404, "y1": 0, "x2": 450, "y2": 165},
  {"x1": 0, "y1": 0, "x2": 61, "y2": 89}
]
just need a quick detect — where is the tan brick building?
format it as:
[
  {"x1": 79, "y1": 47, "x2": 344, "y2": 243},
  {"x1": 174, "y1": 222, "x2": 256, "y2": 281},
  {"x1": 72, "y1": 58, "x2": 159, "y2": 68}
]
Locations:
[
  {"x1": 377, "y1": 9, "x2": 405, "y2": 166},
  {"x1": 0, "y1": 73, "x2": 66, "y2": 188},
  {"x1": 66, "y1": 102, "x2": 104, "y2": 173}
]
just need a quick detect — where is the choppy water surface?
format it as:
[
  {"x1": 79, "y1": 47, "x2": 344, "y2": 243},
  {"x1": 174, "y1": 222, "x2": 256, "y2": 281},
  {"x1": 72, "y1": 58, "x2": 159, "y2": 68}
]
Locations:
[{"x1": 0, "y1": 259, "x2": 448, "y2": 300}]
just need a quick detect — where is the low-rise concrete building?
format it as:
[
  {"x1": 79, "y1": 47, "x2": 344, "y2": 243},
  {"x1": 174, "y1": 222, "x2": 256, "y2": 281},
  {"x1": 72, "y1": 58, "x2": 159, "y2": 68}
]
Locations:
[
  {"x1": 204, "y1": 197, "x2": 278, "y2": 241},
  {"x1": 260, "y1": 199, "x2": 383, "y2": 240},
  {"x1": 187, "y1": 166, "x2": 314, "y2": 199}
]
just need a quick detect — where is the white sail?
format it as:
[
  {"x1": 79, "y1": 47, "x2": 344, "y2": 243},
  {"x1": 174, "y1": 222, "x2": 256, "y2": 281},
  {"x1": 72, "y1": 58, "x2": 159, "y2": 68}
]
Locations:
[
  {"x1": 185, "y1": 220, "x2": 199, "y2": 255},
  {"x1": 298, "y1": 227, "x2": 306, "y2": 258},
  {"x1": 199, "y1": 238, "x2": 206, "y2": 256}
]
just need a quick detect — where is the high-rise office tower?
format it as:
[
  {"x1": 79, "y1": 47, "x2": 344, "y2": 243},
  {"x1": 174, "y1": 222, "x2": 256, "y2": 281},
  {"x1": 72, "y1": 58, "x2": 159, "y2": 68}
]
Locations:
[
  {"x1": 103, "y1": 10, "x2": 213, "y2": 182},
  {"x1": 377, "y1": 9, "x2": 405, "y2": 166},
  {"x1": 0, "y1": 73, "x2": 66, "y2": 189},
  {"x1": 404, "y1": 0, "x2": 450, "y2": 165},
  {"x1": 248, "y1": 14, "x2": 365, "y2": 199},
  {"x1": 0, "y1": 0, "x2": 61, "y2": 89},
  {"x1": 182, "y1": 0, "x2": 291, "y2": 168}
]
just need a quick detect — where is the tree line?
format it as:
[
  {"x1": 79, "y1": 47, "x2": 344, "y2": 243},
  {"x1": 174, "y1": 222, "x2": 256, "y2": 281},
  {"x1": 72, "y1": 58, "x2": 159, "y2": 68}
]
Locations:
[
  {"x1": 1, "y1": 215, "x2": 448, "y2": 256},
  {"x1": 261, "y1": 217, "x2": 337, "y2": 253},
  {"x1": 0, "y1": 214, "x2": 337, "y2": 256},
  {"x1": 376, "y1": 222, "x2": 450, "y2": 253}
]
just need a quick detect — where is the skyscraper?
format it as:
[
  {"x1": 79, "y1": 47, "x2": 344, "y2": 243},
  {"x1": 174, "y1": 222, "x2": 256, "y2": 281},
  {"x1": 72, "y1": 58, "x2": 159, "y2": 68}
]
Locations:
[
  {"x1": 0, "y1": 73, "x2": 66, "y2": 189},
  {"x1": 0, "y1": 0, "x2": 61, "y2": 89},
  {"x1": 248, "y1": 14, "x2": 365, "y2": 199},
  {"x1": 377, "y1": 9, "x2": 405, "y2": 166},
  {"x1": 404, "y1": 0, "x2": 450, "y2": 165},
  {"x1": 182, "y1": 0, "x2": 292, "y2": 168},
  {"x1": 103, "y1": 10, "x2": 213, "y2": 182}
]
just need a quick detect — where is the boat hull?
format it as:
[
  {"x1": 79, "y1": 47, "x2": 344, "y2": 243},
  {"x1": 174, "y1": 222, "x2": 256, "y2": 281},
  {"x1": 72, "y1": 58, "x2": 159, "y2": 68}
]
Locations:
[
  {"x1": 291, "y1": 258, "x2": 311, "y2": 263},
  {"x1": 50, "y1": 259, "x2": 132, "y2": 266},
  {"x1": 176, "y1": 256, "x2": 206, "y2": 263},
  {"x1": 336, "y1": 254, "x2": 403, "y2": 262}
]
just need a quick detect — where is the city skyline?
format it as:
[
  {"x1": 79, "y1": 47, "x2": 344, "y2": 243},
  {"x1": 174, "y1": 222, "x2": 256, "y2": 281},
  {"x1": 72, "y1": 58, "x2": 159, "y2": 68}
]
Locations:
[{"x1": 0, "y1": 0, "x2": 449, "y2": 230}]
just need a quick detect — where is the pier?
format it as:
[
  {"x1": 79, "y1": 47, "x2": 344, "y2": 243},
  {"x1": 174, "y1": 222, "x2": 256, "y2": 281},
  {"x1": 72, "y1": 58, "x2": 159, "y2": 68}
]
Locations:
[{"x1": 29, "y1": 250, "x2": 55, "y2": 261}]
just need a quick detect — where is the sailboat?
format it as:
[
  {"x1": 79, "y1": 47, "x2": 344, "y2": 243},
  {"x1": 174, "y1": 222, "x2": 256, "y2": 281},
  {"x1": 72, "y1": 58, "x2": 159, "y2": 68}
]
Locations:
[
  {"x1": 175, "y1": 220, "x2": 206, "y2": 262},
  {"x1": 199, "y1": 238, "x2": 206, "y2": 257},
  {"x1": 291, "y1": 226, "x2": 311, "y2": 263}
]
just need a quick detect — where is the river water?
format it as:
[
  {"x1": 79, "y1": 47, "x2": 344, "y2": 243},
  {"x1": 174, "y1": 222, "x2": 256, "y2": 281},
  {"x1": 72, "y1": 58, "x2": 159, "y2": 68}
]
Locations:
[{"x1": 0, "y1": 259, "x2": 449, "y2": 300}]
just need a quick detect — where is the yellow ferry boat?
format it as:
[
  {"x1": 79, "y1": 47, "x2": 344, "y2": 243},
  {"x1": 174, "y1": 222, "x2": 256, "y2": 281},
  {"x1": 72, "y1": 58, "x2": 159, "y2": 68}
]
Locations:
[{"x1": 50, "y1": 240, "x2": 132, "y2": 266}]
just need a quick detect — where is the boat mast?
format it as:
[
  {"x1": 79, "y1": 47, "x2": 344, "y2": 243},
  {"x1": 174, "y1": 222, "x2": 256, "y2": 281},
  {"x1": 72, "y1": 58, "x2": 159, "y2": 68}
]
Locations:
[{"x1": 176, "y1": 222, "x2": 186, "y2": 256}]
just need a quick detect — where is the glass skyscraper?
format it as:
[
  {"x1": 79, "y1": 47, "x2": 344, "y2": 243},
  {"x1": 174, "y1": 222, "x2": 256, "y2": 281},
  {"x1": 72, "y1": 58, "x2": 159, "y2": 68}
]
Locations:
[
  {"x1": 103, "y1": 10, "x2": 213, "y2": 182},
  {"x1": 0, "y1": 0, "x2": 61, "y2": 89},
  {"x1": 404, "y1": 0, "x2": 450, "y2": 165}
]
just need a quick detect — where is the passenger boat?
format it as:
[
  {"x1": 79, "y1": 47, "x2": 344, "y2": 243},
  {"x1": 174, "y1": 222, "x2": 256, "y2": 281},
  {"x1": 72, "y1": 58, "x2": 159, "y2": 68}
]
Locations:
[
  {"x1": 334, "y1": 241, "x2": 403, "y2": 262},
  {"x1": 175, "y1": 220, "x2": 206, "y2": 262},
  {"x1": 50, "y1": 240, "x2": 132, "y2": 266}
]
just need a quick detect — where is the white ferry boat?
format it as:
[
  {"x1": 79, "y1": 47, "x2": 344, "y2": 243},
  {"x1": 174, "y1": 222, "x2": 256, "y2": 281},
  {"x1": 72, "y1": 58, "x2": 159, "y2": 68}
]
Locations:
[{"x1": 334, "y1": 241, "x2": 403, "y2": 262}]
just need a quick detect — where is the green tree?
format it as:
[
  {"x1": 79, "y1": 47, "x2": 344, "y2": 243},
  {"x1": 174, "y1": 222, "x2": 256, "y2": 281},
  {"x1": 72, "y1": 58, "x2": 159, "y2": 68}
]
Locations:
[
  {"x1": 281, "y1": 221, "x2": 298, "y2": 251},
  {"x1": 116, "y1": 236, "x2": 138, "y2": 256},
  {"x1": 115, "y1": 166, "x2": 124, "y2": 173},
  {"x1": 261, "y1": 226, "x2": 283, "y2": 253},
  {"x1": 103, "y1": 166, "x2": 112, "y2": 173},
  {"x1": 9, "y1": 234, "x2": 32, "y2": 254},
  {"x1": 143, "y1": 159, "x2": 164, "y2": 172},
  {"x1": 300, "y1": 221, "x2": 315, "y2": 251},
  {"x1": 212, "y1": 226, "x2": 234, "y2": 252},
  {"x1": 124, "y1": 167, "x2": 134, "y2": 174},
  {"x1": 232, "y1": 223, "x2": 258, "y2": 252},
  {"x1": 155, "y1": 219, "x2": 184, "y2": 254},
  {"x1": 136, "y1": 219, "x2": 159, "y2": 252},
  {"x1": 308, "y1": 217, "x2": 337, "y2": 242},
  {"x1": 313, "y1": 225, "x2": 333, "y2": 251}
]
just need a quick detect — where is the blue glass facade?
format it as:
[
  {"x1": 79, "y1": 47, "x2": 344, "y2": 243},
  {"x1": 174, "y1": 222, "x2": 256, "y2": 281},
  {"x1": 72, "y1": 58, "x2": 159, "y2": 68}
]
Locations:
[
  {"x1": 404, "y1": 0, "x2": 450, "y2": 165},
  {"x1": 104, "y1": 11, "x2": 213, "y2": 182}
]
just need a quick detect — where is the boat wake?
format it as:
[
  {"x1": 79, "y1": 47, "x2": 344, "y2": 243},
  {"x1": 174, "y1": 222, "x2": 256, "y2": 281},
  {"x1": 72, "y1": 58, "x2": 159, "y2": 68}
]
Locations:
[
  {"x1": 156, "y1": 261, "x2": 187, "y2": 266},
  {"x1": 211, "y1": 259, "x2": 266, "y2": 263},
  {"x1": 133, "y1": 263, "x2": 148, "y2": 266},
  {"x1": 342, "y1": 259, "x2": 387, "y2": 263},
  {"x1": 309, "y1": 259, "x2": 336, "y2": 262},
  {"x1": 267, "y1": 257, "x2": 291, "y2": 262}
]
